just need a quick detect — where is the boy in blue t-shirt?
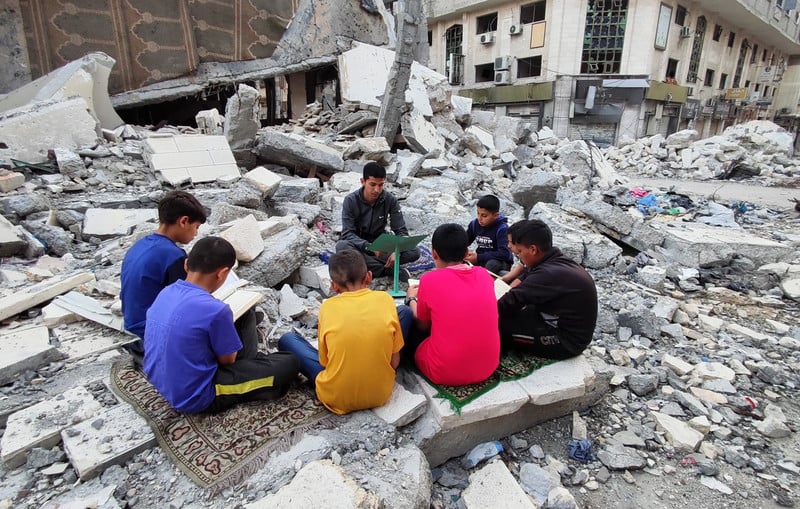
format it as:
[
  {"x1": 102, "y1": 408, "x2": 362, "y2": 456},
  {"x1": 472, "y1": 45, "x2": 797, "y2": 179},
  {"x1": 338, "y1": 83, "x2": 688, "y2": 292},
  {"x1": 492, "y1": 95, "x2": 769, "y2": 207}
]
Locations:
[
  {"x1": 120, "y1": 191, "x2": 206, "y2": 360},
  {"x1": 144, "y1": 237, "x2": 299, "y2": 414},
  {"x1": 464, "y1": 194, "x2": 513, "y2": 275}
]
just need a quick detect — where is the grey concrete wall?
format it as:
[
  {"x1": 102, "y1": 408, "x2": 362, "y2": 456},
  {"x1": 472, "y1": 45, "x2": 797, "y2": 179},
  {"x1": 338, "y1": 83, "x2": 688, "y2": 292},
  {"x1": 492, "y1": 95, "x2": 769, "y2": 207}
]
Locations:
[{"x1": 0, "y1": 0, "x2": 31, "y2": 94}]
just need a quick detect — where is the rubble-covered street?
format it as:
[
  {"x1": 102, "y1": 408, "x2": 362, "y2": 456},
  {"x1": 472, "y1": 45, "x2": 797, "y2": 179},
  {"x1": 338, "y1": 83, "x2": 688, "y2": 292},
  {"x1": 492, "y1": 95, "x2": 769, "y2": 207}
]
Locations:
[{"x1": 1, "y1": 38, "x2": 799, "y2": 509}]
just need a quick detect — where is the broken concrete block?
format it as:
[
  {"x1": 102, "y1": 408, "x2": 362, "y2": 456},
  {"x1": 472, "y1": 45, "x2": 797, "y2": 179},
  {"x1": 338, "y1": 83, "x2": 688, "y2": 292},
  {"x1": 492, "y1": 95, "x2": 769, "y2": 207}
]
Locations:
[
  {"x1": 342, "y1": 137, "x2": 390, "y2": 160},
  {"x1": 237, "y1": 226, "x2": 313, "y2": 287},
  {"x1": 53, "y1": 148, "x2": 86, "y2": 178},
  {"x1": 651, "y1": 411, "x2": 704, "y2": 452},
  {"x1": 517, "y1": 355, "x2": 594, "y2": 405},
  {"x1": 82, "y1": 208, "x2": 157, "y2": 239},
  {"x1": 0, "y1": 192, "x2": 50, "y2": 218},
  {"x1": 61, "y1": 404, "x2": 156, "y2": 481},
  {"x1": 297, "y1": 265, "x2": 332, "y2": 297},
  {"x1": 0, "y1": 271, "x2": 95, "y2": 321},
  {"x1": 220, "y1": 215, "x2": 264, "y2": 263},
  {"x1": 0, "y1": 326, "x2": 62, "y2": 386},
  {"x1": 224, "y1": 84, "x2": 260, "y2": 151},
  {"x1": 372, "y1": 383, "x2": 427, "y2": 427},
  {"x1": 41, "y1": 302, "x2": 83, "y2": 327},
  {"x1": 337, "y1": 110, "x2": 378, "y2": 135},
  {"x1": 512, "y1": 170, "x2": 565, "y2": 214},
  {"x1": 247, "y1": 460, "x2": 379, "y2": 508},
  {"x1": 244, "y1": 166, "x2": 283, "y2": 197},
  {"x1": 0, "y1": 97, "x2": 99, "y2": 163},
  {"x1": 0, "y1": 171, "x2": 25, "y2": 192},
  {"x1": 1, "y1": 386, "x2": 102, "y2": 468},
  {"x1": 52, "y1": 291, "x2": 124, "y2": 332},
  {"x1": 662, "y1": 354, "x2": 693, "y2": 376},
  {"x1": 493, "y1": 116, "x2": 532, "y2": 154},
  {"x1": 20, "y1": 220, "x2": 72, "y2": 257},
  {"x1": 256, "y1": 129, "x2": 344, "y2": 173},
  {"x1": 0, "y1": 213, "x2": 26, "y2": 257},
  {"x1": 272, "y1": 178, "x2": 320, "y2": 204},
  {"x1": 451, "y1": 95, "x2": 472, "y2": 124},
  {"x1": 462, "y1": 460, "x2": 536, "y2": 509},
  {"x1": 279, "y1": 284, "x2": 306, "y2": 318},
  {"x1": 401, "y1": 109, "x2": 446, "y2": 155},
  {"x1": 195, "y1": 108, "x2": 223, "y2": 135},
  {"x1": 328, "y1": 171, "x2": 362, "y2": 194}
]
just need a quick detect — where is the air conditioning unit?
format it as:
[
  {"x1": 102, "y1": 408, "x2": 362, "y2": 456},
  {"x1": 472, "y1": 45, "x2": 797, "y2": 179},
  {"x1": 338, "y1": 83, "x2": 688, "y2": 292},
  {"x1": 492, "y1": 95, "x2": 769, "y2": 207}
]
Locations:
[
  {"x1": 494, "y1": 55, "x2": 511, "y2": 71},
  {"x1": 480, "y1": 33, "x2": 495, "y2": 44},
  {"x1": 495, "y1": 71, "x2": 511, "y2": 85},
  {"x1": 679, "y1": 26, "x2": 691, "y2": 38},
  {"x1": 509, "y1": 24, "x2": 523, "y2": 35}
]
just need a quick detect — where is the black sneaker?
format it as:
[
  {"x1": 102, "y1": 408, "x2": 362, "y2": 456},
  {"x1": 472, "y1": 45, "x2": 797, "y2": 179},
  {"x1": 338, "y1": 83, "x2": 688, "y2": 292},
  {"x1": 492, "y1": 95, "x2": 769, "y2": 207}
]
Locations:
[{"x1": 399, "y1": 268, "x2": 411, "y2": 283}]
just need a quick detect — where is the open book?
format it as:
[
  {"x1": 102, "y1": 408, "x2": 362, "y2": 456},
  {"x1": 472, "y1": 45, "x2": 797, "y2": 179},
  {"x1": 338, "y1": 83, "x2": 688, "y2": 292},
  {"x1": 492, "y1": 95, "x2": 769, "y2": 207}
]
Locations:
[
  {"x1": 212, "y1": 271, "x2": 263, "y2": 320},
  {"x1": 494, "y1": 278, "x2": 511, "y2": 300}
]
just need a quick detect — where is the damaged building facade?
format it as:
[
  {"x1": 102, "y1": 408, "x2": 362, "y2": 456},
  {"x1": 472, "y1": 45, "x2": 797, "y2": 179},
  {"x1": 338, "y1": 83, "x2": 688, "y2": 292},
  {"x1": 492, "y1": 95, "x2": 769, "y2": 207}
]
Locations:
[{"x1": 425, "y1": 0, "x2": 800, "y2": 145}]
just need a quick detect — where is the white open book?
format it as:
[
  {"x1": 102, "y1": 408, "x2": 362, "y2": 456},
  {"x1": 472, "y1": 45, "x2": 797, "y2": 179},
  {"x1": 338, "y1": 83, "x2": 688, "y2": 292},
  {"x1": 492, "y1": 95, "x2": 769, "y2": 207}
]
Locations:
[
  {"x1": 494, "y1": 278, "x2": 511, "y2": 300},
  {"x1": 212, "y1": 271, "x2": 263, "y2": 320}
]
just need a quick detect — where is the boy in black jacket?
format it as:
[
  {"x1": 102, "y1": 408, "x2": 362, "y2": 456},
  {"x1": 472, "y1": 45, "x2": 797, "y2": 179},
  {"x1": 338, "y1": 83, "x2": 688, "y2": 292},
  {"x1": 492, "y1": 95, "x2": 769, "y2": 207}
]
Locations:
[
  {"x1": 465, "y1": 194, "x2": 513, "y2": 275},
  {"x1": 497, "y1": 219, "x2": 597, "y2": 360},
  {"x1": 336, "y1": 162, "x2": 420, "y2": 279}
]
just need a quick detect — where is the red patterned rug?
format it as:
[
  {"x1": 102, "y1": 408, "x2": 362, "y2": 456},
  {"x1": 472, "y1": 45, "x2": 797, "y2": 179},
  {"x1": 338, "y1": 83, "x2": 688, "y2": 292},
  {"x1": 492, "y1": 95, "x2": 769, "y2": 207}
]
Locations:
[{"x1": 110, "y1": 360, "x2": 333, "y2": 492}]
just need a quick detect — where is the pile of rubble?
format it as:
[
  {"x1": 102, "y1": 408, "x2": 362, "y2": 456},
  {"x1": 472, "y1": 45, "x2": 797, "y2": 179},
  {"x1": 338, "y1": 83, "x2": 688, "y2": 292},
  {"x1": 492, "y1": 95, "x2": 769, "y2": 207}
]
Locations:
[
  {"x1": 606, "y1": 120, "x2": 800, "y2": 183},
  {"x1": 1, "y1": 44, "x2": 799, "y2": 508}
]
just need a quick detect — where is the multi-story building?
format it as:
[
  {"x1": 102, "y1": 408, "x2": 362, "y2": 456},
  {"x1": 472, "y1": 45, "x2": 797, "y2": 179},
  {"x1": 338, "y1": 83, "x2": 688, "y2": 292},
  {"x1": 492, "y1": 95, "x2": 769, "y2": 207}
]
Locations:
[{"x1": 425, "y1": 0, "x2": 800, "y2": 145}]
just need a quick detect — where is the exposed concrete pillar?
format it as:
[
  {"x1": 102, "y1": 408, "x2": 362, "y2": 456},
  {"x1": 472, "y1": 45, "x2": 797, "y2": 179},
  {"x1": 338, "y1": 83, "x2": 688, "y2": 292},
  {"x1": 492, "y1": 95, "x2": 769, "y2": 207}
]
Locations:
[
  {"x1": 552, "y1": 76, "x2": 574, "y2": 139},
  {"x1": 376, "y1": 0, "x2": 423, "y2": 144}
]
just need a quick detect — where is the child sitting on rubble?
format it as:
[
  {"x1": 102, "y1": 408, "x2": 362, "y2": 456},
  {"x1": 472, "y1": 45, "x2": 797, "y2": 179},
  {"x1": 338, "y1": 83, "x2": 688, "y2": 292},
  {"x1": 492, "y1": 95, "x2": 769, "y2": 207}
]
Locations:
[
  {"x1": 277, "y1": 249, "x2": 411, "y2": 415},
  {"x1": 120, "y1": 190, "x2": 206, "y2": 363},
  {"x1": 403, "y1": 223, "x2": 500, "y2": 386},
  {"x1": 464, "y1": 194, "x2": 513, "y2": 276},
  {"x1": 144, "y1": 237, "x2": 299, "y2": 414}
]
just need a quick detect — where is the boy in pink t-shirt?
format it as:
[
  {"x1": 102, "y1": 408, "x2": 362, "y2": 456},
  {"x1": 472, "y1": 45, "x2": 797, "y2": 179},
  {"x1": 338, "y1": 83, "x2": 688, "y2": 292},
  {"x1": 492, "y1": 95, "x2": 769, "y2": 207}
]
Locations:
[{"x1": 404, "y1": 223, "x2": 500, "y2": 385}]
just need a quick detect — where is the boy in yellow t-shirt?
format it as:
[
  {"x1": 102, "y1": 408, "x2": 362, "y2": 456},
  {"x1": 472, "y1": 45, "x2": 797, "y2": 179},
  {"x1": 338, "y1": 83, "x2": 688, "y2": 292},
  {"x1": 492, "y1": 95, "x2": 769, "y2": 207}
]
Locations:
[{"x1": 278, "y1": 250, "x2": 410, "y2": 414}]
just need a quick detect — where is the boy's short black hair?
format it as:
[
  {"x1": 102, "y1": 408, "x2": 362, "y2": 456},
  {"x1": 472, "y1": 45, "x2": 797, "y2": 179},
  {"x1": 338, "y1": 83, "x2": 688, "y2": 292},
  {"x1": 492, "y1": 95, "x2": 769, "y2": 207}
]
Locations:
[
  {"x1": 363, "y1": 161, "x2": 387, "y2": 180},
  {"x1": 158, "y1": 191, "x2": 207, "y2": 225},
  {"x1": 187, "y1": 236, "x2": 236, "y2": 274},
  {"x1": 329, "y1": 250, "x2": 368, "y2": 287},
  {"x1": 432, "y1": 223, "x2": 469, "y2": 263},
  {"x1": 508, "y1": 220, "x2": 552, "y2": 251},
  {"x1": 476, "y1": 194, "x2": 500, "y2": 214}
]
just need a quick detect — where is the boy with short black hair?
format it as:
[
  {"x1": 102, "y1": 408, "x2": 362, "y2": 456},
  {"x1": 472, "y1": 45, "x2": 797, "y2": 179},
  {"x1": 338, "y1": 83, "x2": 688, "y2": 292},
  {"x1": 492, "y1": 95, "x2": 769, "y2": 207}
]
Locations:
[
  {"x1": 498, "y1": 219, "x2": 598, "y2": 360},
  {"x1": 336, "y1": 161, "x2": 420, "y2": 281},
  {"x1": 465, "y1": 194, "x2": 513, "y2": 275},
  {"x1": 121, "y1": 191, "x2": 207, "y2": 359},
  {"x1": 144, "y1": 237, "x2": 299, "y2": 414},
  {"x1": 404, "y1": 223, "x2": 499, "y2": 386},
  {"x1": 277, "y1": 249, "x2": 411, "y2": 415}
]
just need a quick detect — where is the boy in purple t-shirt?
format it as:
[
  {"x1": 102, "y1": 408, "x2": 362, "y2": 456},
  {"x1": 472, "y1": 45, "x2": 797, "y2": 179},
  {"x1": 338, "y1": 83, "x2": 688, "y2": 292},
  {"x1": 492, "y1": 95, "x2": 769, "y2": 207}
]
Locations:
[{"x1": 143, "y1": 237, "x2": 299, "y2": 414}]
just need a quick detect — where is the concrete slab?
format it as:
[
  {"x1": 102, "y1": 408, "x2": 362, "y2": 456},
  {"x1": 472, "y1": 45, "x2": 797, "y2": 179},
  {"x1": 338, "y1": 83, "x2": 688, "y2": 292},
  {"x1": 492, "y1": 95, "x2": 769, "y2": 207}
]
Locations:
[
  {"x1": 150, "y1": 150, "x2": 214, "y2": 170},
  {"x1": 516, "y1": 355, "x2": 595, "y2": 405},
  {"x1": 41, "y1": 302, "x2": 84, "y2": 327},
  {"x1": 372, "y1": 382, "x2": 428, "y2": 427},
  {"x1": 61, "y1": 404, "x2": 155, "y2": 481},
  {"x1": 462, "y1": 460, "x2": 537, "y2": 509},
  {"x1": 256, "y1": 129, "x2": 344, "y2": 173},
  {"x1": 187, "y1": 164, "x2": 240, "y2": 183},
  {"x1": 0, "y1": 213, "x2": 26, "y2": 257},
  {"x1": 82, "y1": 208, "x2": 157, "y2": 238},
  {"x1": 409, "y1": 358, "x2": 611, "y2": 467},
  {"x1": 653, "y1": 221, "x2": 793, "y2": 267},
  {"x1": 412, "y1": 374, "x2": 530, "y2": 430},
  {"x1": 0, "y1": 271, "x2": 95, "y2": 321},
  {"x1": 244, "y1": 166, "x2": 283, "y2": 197},
  {"x1": 401, "y1": 109, "x2": 447, "y2": 155},
  {"x1": 247, "y1": 460, "x2": 378, "y2": 508},
  {"x1": 156, "y1": 168, "x2": 190, "y2": 186},
  {"x1": 0, "y1": 326, "x2": 62, "y2": 386},
  {"x1": 1, "y1": 386, "x2": 103, "y2": 468},
  {"x1": 297, "y1": 264, "x2": 333, "y2": 297},
  {"x1": 279, "y1": 284, "x2": 306, "y2": 318},
  {"x1": 220, "y1": 215, "x2": 264, "y2": 262},
  {"x1": 52, "y1": 291, "x2": 124, "y2": 332}
]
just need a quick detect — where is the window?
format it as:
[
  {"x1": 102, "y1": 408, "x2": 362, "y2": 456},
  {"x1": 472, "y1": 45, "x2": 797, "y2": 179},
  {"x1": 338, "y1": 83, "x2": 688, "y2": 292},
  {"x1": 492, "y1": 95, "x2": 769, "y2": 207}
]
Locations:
[
  {"x1": 773, "y1": 88, "x2": 777, "y2": 97},
  {"x1": 475, "y1": 63, "x2": 494, "y2": 82},
  {"x1": 745, "y1": 80, "x2": 750, "y2": 88},
  {"x1": 666, "y1": 58, "x2": 679, "y2": 80},
  {"x1": 686, "y1": 16, "x2": 706, "y2": 82},
  {"x1": 762, "y1": 49, "x2": 768, "y2": 62},
  {"x1": 517, "y1": 56, "x2": 542, "y2": 78},
  {"x1": 581, "y1": 0, "x2": 628, "y2": 74},
  {"x1": 712, "y1": 24, "x2": 723, "y2": 41},
  {"x1": 733, "y1": 40, "x2": 748, "y2": 87},
  {"x1": 727, "y1": 32, "x2": 735, "y2": 48},
  {"x1": 751, "y1": 44, "x2": 759, "y2": 64},
  {"x1": 704, "y1": 69, "x2": 715, "y2": 87},
  {"x1": 719, "y1": 73, "x2": 728, "y2": 89},
  {"x1": 763, "y1": 86, "x2": 769, "y2": 96},
  {"x1": 755, "y1": 83, "x2": 760, "y2": 92},
  {"x1": 445, "y1": 25, "x2": 464, "y2": 85},
  {"x1": 675, "y1": 5, "x2": 687, "y2": 25},
  {"x1": 427, "y1": 31, "x2": 432, "y2": 46},
  {"x1": 520, "y1": 2, "x2": 546, "y2": 24},
  {"x1": 476, "y1": 12, "x2": 498, "y2": 34}
]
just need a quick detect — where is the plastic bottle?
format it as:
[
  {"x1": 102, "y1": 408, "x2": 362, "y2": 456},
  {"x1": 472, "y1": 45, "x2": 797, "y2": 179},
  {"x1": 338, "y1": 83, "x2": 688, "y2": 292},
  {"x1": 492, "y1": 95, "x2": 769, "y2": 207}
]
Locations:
[{"x1": 461, "y1": 441, "x2": 503, "y2": 469}]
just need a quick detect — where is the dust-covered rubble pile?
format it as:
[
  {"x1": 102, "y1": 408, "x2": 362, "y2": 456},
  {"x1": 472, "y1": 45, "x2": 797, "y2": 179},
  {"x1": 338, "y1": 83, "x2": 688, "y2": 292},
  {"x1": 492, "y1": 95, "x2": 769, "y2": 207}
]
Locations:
[{"x1": 1, "y1": 47, "x2": 800, "y2": 508}]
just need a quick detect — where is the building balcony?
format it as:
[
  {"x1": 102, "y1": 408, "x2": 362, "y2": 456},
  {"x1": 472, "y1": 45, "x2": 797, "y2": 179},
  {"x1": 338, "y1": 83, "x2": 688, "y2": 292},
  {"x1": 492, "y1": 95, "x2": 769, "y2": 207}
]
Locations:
[{"x1": 695, "y1": 0, "x2": 800, "y2": 53}]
